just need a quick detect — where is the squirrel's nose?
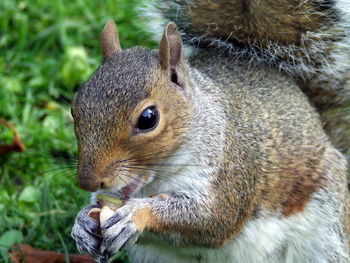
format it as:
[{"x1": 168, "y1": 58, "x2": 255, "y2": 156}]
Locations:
[
  {"x1": 77, "y1": 174, "x2": 110, "y2": 192},
  {"x1": 77, "y1": 162, "x2": 104, "y2": 191},
  {"x1": 78, "y1": 177, "x2": 101, "y2": 192}
]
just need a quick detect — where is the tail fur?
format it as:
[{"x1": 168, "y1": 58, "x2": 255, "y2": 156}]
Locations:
[{"x1": 141, "y1": 0, "x2": 350, "y2": 160}]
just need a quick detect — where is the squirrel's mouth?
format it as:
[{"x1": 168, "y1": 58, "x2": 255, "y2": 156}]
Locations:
[
  {"x1": 121, "y1": 180, "x2": 139, "y2": 197},
  {"x1": 99, "y1": 168, "x2": 154, "y2": 198},
  {"x1": 118, "y1": 173, "x2": 152, "y2": 198}
]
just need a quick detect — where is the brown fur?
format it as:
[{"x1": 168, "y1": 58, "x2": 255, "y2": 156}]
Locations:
[
  {"x1": 262, "y1": 146, "x2": 325, "y2": 216},
  {"x1": 187, "y1": 0, "x2": 332, "y2": 47},
  {"x1": 155, "y1": 0, "x2": 350, "y2": 162},
  {"x1": 72, "y1": 11, "x2": 350, "y2": 260},
  {"x1": 133, "y1": 206, "x2": 165, "y2": 232}
]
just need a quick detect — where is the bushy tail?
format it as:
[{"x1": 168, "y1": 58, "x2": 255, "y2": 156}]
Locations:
[{"x1": 142, "y1": 0, "x2": 350, "y2": 160}]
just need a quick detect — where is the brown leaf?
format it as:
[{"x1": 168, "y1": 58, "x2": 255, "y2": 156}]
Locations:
[
  {"x1": 0, "y1": 119, "x2": 25, "y2": 155},
  {"x1": 10, "y1": 244, "x2": 96, "y2": 263}
]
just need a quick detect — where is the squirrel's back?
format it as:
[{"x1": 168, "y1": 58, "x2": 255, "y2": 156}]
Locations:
[{"x1": 142, "y1": 0, "x2": 350, "y2": 160}]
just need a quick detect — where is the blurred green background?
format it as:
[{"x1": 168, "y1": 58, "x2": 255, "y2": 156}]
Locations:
[{"x1": 0, "y1": 0, "x2": 155, "y2": 262}]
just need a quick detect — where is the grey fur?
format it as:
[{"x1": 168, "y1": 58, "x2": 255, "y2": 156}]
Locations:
[
  {"x1": 71, "y1": 205, "x2": 104, "y2": 258},
  {"x1": 72, "y1": 47, "x2": 349, "y2": 261},
  {"x1": 141, "y1": 0, "x2": 350, "y2": 159},
  {"x1": 71, "y1": 1, "x2": 350, "y2": 262}
]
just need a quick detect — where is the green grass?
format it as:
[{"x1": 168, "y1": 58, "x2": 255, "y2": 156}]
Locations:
[{"x1": 0, "y1": 0, "x2": 155, "y2": 262}]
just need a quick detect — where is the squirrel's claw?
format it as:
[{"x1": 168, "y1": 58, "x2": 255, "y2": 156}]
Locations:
[
  {"x1": 101, "y1": 220, "x2": 141, "y2": 256},
  {"x1": 71, "y1": 205, "x2": 102, "y2": 258}
]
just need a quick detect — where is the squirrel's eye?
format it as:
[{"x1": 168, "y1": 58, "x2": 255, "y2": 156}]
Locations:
[{"x1": 136, "y1": 106, "x2": 159, "y2": 132}]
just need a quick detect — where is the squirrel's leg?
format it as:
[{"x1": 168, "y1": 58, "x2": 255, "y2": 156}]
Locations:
[{"x1": 99, "y1": 190, "x2": 244, "y2": 259}]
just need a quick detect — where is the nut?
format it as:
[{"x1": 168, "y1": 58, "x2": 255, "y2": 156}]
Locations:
[{"x1": 100, "y1": 206, "x2": 115, "y2": 227}]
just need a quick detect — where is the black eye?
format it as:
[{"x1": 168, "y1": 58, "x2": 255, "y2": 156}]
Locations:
[{"x1": 136, "y1": 106, "x2": 159, "y2": 132}]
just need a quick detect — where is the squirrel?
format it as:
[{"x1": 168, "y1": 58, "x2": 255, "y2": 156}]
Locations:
[{"x1": 71, "y1": 1, "x2": 350, "y2": 263}]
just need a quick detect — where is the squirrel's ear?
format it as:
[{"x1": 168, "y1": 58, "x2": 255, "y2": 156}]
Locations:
[
  {"x1": 100, "y1": 20, "x2": 122, "y2": 60},
  {"x1": 159, "y1": 23, "x2": 183, "y2": 70}
]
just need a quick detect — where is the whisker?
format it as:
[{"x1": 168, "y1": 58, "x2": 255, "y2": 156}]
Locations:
[
  {"x1": 125, "y1": 165, "x2": 206, "y2": 182},
  {"x1": 45, "y1": 170, "x2": 75, "y2": 187},
  {"x1": 131, "y1": 151, "x2": 200, "y2": 163},
  {"x1": 112, "y1": 149, "x2": 176, "y2": 165},
  {"x1": 16, "y1": 156, "x2": 78, "y2": 168},
  {"x1": 125, "y1": 166, "x2": 182, "y2": 177},
  {"x1": 116, "y1": 169, "x2": 167, "y2": 194},
  {"x1": 129, "y1": 163, "x2": 205, "y2": 167},
  {"x1": 117, "y1": 167, "x2": 200, "y2": 192},
  {"x1": 114, "y1": 149, "x2": 200, "y2": 166},
  {"x1": 42, "y1": 170, "x2": 76, "y2": 182},
  {"x1": 19, "y1": 149, "x2": 78, "y2": 163},
  {"x1": 118, "y1": 170, "x2": 163, "y2": 195},
  {"x1": 114, "y1": 153, "x2": 200, "y2": 168},
  {"x1": 43, "y1": 167, "x2": 75, "y2": 177},
  {"x1": 39, "y1": 165, "x2": 76, "y2": 187}
]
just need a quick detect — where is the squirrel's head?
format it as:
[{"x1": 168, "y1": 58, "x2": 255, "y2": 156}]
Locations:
[{"x1": 72, "y1": 21, "x2": 192, "y2": 193}]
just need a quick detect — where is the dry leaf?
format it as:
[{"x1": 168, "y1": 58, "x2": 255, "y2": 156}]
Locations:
[
  {"x1": 10, "y1": 244, "x2": 96, "y2": 263},
  {"x1": 0, "y1": 119, "x2": 25, "y2": 155}
]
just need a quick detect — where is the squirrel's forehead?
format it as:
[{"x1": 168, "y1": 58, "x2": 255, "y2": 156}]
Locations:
[{"x1": 74, "y1": 49, "x2": 158, "y2": 113}]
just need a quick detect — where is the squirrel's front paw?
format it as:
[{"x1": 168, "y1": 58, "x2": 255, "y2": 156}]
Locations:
[
  {"x1": 71, "y1": 205, "x2": 105, "y2": 260},
  {"x1": 100, "y1": 198, "x2": 153, "y2": 258}
]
